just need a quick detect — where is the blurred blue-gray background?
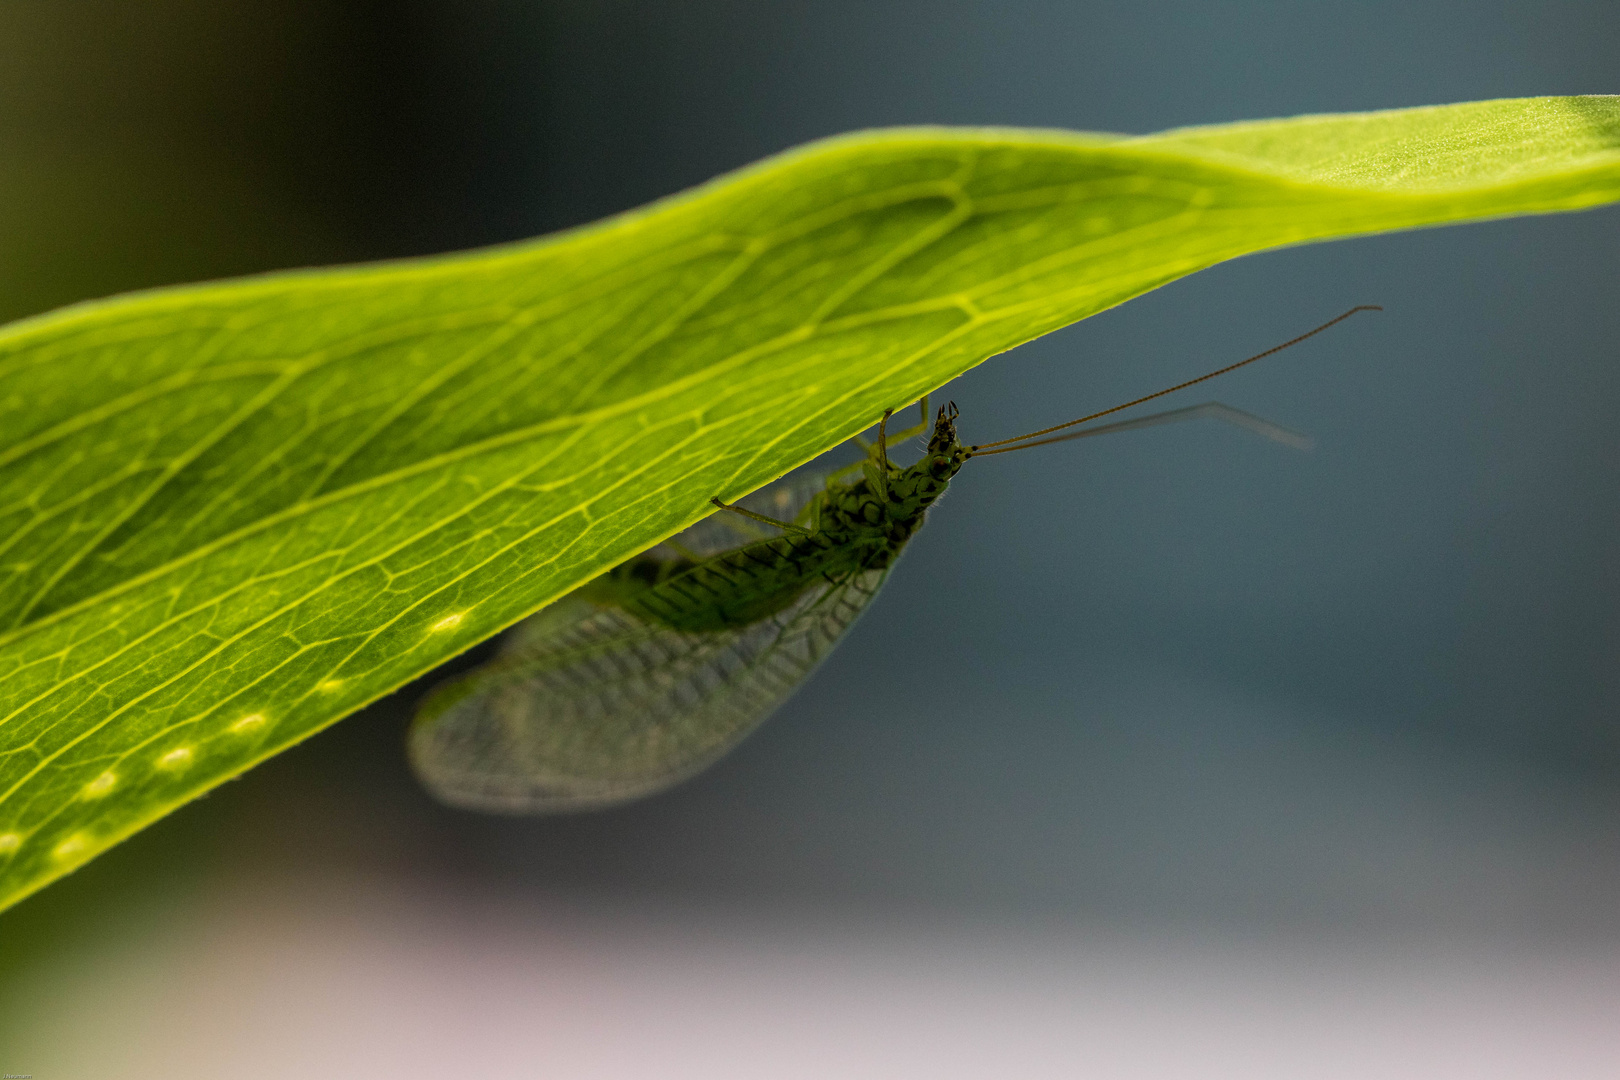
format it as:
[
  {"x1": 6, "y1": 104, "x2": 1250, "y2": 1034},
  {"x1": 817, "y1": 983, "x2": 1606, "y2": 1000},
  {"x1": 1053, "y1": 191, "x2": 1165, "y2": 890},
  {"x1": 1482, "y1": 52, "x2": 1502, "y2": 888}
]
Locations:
[{"x1": 3, "y1": 3, "x2": 1618, "y2": 1076}]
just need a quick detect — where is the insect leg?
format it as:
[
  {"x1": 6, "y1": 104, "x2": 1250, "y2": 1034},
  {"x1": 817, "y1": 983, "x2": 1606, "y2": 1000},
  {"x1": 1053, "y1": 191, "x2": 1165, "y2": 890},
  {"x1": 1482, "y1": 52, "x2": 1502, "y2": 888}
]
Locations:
[
  {"x1": 825, "y1": 458, "x2": 870, "y2": 484},
  {"x1": 849, "y1": 395, "x2": 932, "y2": 459},
  {"x1": 708, "y1": 514, "x2": 775, "y2": 542},
  {"x1": 883, "y1": 419, "x2": 929, "y2": 442},
  {"x1": 709, "y1": 497, "x2": 814, "y2": 535},
  {"x1": 881, "y1": 394, "x2": 932, "y2": 443},
  {"x1": 875, "y1": 409, "x2": 894, "y2": 498}
]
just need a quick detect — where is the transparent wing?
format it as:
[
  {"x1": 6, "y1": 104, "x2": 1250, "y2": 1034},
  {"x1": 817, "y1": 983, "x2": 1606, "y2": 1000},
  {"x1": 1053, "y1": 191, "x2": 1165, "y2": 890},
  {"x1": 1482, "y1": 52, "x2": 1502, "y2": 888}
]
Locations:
[{"x1": 408, "y1": 561, "x2": 891, "y2": 813}]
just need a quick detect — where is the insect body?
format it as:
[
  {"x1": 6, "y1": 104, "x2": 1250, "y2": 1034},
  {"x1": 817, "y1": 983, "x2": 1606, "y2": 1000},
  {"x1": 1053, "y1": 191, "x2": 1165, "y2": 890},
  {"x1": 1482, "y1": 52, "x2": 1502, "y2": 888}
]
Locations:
[
  {"x1": 409, "y1": 403, "x2": 969, "y2": 812},
  {"x1": 409, "y1": 308, "x2": 1378, "y2": 813}
]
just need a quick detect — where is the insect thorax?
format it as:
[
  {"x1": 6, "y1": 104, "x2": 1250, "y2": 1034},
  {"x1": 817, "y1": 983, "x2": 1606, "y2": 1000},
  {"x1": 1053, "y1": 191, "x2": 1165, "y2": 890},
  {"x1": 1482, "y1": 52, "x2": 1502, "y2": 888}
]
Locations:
[{"x1": 791, "y1": 404, "x2": 969, "y2": 556}]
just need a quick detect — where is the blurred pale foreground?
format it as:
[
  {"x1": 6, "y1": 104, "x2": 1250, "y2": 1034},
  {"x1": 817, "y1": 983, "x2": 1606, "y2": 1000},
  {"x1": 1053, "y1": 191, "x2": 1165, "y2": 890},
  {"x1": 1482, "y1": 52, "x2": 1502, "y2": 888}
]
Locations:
[{"x1": 12, "y1": 873, "x2": 1619, "y2": 1080}]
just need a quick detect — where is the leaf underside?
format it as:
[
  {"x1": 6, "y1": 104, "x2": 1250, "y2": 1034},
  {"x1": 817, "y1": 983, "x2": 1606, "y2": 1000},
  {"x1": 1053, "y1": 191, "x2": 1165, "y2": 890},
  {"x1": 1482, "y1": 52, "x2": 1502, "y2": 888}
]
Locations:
[{"x1": 0, "y1": 95, "x2": 1617, "y2": 912}]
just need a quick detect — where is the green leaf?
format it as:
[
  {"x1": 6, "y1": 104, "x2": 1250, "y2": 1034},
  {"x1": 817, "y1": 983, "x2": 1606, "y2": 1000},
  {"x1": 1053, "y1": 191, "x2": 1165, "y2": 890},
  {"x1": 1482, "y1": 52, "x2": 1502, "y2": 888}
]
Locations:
[{"x1": 1, "y1": 95, "x2": 1617, "y2": 911}]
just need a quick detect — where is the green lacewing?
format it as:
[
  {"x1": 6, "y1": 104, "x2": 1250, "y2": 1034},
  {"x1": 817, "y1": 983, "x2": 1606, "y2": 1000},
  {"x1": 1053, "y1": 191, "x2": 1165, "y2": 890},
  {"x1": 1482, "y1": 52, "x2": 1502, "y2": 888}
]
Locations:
[{"x1": 409, "y1": 307, "x2": 1378, "y2": 812}]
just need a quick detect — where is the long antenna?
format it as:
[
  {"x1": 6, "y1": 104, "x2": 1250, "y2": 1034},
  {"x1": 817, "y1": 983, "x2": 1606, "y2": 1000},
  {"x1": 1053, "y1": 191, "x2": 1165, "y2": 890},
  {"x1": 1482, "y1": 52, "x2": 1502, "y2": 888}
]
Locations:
[{"x1": 966, "y1": 306, "x2": 1381, "y2": 457}]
